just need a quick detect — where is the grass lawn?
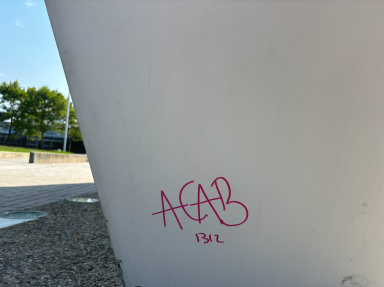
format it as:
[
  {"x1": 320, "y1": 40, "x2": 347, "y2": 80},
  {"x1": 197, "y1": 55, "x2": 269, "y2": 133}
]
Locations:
[{"x1": 0, "y1": 145, "x2": 73, "y2": 154}]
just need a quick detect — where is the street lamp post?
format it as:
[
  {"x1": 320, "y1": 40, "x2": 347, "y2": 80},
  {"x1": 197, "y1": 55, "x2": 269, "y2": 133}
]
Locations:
[{"x1": 63, "y1": 92, "x2": 70, "y2": 152}]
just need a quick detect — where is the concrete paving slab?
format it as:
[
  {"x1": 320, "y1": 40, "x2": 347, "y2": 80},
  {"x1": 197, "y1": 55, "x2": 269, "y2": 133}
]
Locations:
[
  {"x1": 0, "y1": 218, "x2": 36, "y2": 229},
  {"x1": 0, "y1": 158, "x2": 96, "y2": 212}
]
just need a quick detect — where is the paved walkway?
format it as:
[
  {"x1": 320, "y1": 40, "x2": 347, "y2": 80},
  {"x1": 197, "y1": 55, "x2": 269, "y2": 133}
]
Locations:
[{"x1": 0, "y1": 158, "x2": 96, "y2": 213}]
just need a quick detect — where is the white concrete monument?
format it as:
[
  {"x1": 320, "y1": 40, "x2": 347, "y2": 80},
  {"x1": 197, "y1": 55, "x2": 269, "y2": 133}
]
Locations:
[{"x1": 46, "y1": 1, "x2": 384, "y2": 286}]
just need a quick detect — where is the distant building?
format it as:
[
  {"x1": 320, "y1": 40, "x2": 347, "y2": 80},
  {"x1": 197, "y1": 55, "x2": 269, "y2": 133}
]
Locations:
[
  {"x1": 44, "y1": 130, "x2": 67, "y2": 140},
  {"x1": 0, "y1": 121, "x2": 9, "y2": 134},
  {"x1": 0, "y1": 121, "x2": 67, "y2": 139}
]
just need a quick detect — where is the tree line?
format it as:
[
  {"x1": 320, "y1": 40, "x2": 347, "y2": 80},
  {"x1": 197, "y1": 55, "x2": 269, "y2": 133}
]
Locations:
[{"x1": 0, "y1": 80, "x2": 82, "y2": 149}]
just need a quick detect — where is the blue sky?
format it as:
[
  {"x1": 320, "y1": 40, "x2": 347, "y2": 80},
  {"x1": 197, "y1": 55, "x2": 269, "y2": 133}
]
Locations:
[{"x1": 0, "y1": 0, "x2": 69, "y2": 97}]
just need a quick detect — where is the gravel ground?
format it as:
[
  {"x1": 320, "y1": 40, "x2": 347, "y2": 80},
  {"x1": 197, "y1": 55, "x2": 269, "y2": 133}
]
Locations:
[{"x1": 0, "y1": 193, "x2": 125, "y2": 287}]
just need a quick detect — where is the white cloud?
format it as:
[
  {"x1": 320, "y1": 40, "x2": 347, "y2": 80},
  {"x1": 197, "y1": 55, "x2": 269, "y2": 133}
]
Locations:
[
  {"x1": 15, "y1": 19, "x2": 24, "y2": 27},
  {"x1": 0, "y1": 73, "x2": 5, "y2": 77},
  {"x1": 25, "y1": 0, "x2": 36, "y2": 7}
]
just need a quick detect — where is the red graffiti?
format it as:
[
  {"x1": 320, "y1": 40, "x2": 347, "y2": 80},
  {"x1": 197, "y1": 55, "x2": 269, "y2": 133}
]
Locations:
[
  {"x1": 195, "y1": 233, "x2": 224, "y2": 244},
  {"x1": 152, "y1": 177, "x2": 249, "y2": 230}
]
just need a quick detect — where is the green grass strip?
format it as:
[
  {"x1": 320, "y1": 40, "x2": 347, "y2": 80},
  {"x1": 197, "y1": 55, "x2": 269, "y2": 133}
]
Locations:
[{"x1": 0, "y1": 145, "x2": 73, "y2": 154}]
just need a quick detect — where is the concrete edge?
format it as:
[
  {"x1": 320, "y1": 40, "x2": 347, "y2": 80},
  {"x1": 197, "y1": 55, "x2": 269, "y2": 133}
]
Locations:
[
  {"x1": 0, "y1": 151, "x2": 30, "y2": 159},
  {"x1": 29, "y1": 152, "x2": 88, "y2": 164}
]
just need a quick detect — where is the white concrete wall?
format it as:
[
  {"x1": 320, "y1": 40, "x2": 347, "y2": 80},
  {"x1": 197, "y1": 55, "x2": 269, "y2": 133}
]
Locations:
[{"x1": 45, "y1": 1, "x2": 384, "y2": 286}]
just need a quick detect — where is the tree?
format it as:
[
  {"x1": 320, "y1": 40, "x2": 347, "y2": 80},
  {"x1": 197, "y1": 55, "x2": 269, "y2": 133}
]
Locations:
[
  {"x1": 67, "y1": 102, "x2": 82, "y2": 152},
  {"x1": 23, "y1": 86, "x2": 66, "y2": 149},
  {"x1": 0, "y1": 81, "x2": 26, "y2": 144}
]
